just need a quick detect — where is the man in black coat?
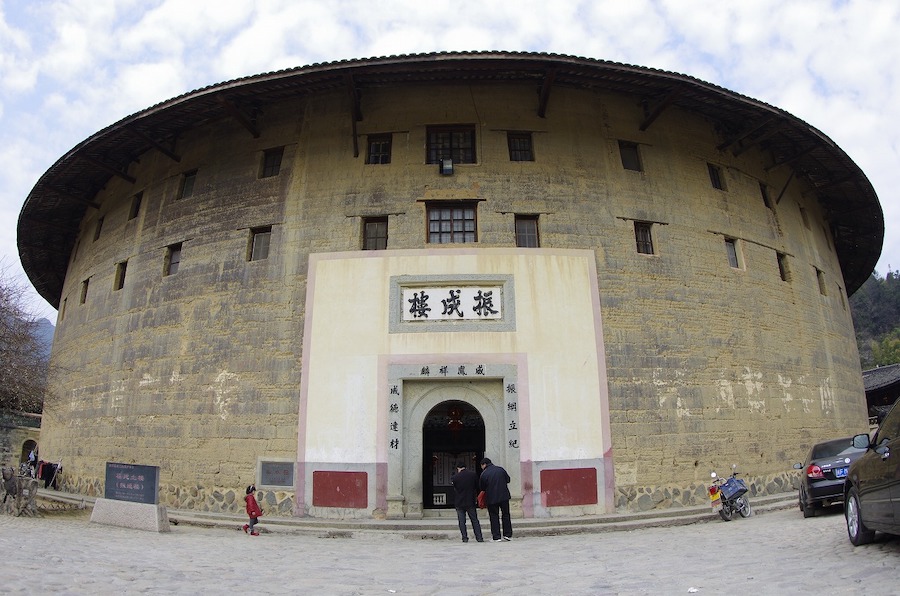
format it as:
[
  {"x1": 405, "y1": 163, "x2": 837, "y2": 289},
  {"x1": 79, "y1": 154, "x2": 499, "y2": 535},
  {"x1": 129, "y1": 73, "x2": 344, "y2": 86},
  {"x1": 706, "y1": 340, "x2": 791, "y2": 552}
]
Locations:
[
  {"x1": 450, "y1": 461, "x2": 484, "y2": 542},
  {"x1": 479, "y1": 457, "x2": 512, "y2": 541}
]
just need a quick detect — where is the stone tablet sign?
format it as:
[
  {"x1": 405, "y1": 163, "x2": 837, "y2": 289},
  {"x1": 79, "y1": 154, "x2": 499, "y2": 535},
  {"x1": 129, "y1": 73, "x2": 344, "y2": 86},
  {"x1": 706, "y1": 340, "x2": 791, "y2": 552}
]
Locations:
[
  {"x1": 104, "y1": 462, "x2": 160, "y2": 505},
  {"x1": 260, "y1": 461, "x2": 294, "y2": 487}
]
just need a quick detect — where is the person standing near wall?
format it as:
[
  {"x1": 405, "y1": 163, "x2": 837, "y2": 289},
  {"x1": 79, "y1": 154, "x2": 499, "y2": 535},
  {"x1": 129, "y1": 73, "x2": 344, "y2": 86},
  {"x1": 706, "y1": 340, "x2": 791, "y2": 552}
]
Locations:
[
  {"x1": 450, "y1": 461, "x2": 484, "y2": 543},
  {"x1": 479, "y1": 457, "x2": 512, "y2": 542}
]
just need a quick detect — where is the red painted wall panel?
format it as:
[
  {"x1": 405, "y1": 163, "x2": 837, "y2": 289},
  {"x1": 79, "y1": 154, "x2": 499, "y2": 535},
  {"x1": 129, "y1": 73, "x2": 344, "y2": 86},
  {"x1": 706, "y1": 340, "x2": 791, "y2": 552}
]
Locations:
[
  {"x1": 540, "y1": 468, "x2": 598, "y2": 507},
  {"x1": 312, "y1": 471, "x2": 368, "y2": 508}
]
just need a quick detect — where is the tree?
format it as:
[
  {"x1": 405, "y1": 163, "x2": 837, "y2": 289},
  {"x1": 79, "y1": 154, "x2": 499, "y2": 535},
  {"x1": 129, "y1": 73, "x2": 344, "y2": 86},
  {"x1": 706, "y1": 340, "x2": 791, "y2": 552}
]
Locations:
[
  {"x1": 0, "y1": 262, "x2": 49, "y2": 413},
  {"x1": 850, "y1": 269, "x2": 900, "y2": 369}
]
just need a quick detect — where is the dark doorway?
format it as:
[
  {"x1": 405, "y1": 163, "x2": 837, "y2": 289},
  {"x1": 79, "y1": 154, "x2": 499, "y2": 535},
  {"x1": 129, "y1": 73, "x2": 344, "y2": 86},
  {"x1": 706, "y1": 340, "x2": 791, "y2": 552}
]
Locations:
[{"x1": 422, "y1": 400, "x2": 485, "y2": 509}]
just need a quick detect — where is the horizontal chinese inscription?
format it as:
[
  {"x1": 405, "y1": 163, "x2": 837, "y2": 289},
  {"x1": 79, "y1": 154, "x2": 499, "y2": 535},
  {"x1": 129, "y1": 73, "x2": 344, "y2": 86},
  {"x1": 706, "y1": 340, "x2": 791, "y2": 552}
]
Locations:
[{"x1": 402, "y1": 286, "x2": 502, "y2": 321}]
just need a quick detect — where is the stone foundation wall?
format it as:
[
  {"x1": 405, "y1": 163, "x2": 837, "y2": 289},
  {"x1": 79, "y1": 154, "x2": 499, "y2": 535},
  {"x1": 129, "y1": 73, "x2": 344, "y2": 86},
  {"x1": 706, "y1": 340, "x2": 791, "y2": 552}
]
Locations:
[
  {"x1": 615, "y1": 471, "x2": 800, "y2": 512},
  {"x1": 59, "y1": 473, "x2": 296, "y2": 517}
]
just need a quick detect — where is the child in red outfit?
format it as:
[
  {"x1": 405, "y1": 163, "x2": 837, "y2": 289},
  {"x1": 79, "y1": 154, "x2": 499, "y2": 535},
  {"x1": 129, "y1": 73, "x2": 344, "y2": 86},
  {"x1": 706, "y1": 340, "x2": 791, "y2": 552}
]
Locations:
[{"x1": 243, "y1": 484, "x2": 263, "y2": 536}]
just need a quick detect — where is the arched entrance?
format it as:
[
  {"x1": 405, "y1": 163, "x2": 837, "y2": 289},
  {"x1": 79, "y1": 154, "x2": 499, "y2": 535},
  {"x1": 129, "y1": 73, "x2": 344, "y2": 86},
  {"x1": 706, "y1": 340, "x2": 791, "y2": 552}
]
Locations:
[{"x1": 422, "y1": 400, "x2": 485, "y2": 509}]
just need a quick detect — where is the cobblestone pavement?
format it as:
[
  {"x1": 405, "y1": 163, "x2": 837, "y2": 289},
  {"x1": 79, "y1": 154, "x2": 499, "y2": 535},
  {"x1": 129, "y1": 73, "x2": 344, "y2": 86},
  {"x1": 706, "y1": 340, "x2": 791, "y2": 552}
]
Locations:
[{"x1": 1, "y1": 506, "x2": 897, "y2": 595}]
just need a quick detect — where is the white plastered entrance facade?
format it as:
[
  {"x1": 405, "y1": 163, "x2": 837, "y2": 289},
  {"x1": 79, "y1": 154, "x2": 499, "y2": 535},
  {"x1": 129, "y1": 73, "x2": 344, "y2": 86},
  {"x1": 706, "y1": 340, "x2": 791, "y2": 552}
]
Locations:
[{"x1": 297, "y1": 248, "x2": 612, "y2": 519}]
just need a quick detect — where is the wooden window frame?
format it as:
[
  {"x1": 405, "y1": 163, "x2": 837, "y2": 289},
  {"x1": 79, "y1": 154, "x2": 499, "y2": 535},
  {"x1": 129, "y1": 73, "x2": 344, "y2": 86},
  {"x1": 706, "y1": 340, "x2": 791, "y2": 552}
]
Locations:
[
  {"x1": 249, "y1": 226, "x2": 272, "y2": 261},
  {"x1": 515, "y1": 215, "x2": 539, "y2": 247},
  {"x1": 366, "y1": 134, "x2": 392, "y2": 165},
  {"x1": 426, "y1": 125, "x2": 476, "y2": 164},
  {"x1": 260, "y1": 147, "x2": 284, "y2": 178},
  {"x1": 427, "y1": 201, "x2": 478, "y2": 244},
  {"x1": 725, "y1": 238, "x2": 740, "y2": 268},
  {"x1": 363, "y1": 217, "x2": 388, "y2": 250},
  {"x1": 507, "y1": 132, "x2": 534, "y2": 162},
  {"x1": 634, "y1": 222, "x2": 654, "y2": 255}
]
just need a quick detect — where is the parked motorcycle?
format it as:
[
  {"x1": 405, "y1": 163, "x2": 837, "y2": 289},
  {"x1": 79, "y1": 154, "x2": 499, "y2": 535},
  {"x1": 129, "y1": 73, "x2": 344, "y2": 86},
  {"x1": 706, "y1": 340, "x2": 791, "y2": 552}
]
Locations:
[{"x1": 708, "y1": 464, "x2": 751, "y2": 521}]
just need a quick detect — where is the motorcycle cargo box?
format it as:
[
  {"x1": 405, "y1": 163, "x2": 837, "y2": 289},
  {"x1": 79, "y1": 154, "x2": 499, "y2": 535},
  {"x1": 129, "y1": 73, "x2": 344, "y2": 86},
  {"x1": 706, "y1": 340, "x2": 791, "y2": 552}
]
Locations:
[{"x1": 720, "y1": 477, "x2": 748, "y2": 500}]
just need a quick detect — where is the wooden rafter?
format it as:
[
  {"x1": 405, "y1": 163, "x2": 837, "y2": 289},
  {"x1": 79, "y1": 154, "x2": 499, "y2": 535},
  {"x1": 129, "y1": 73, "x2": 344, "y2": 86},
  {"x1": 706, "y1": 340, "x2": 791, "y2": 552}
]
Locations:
[
  {"x1": 80, "y1": 155, "x2": 136, "y2": 184},
  {"x1": 220, "y1": 98, "x2": 260, "y2": 138},
  {"x1": 345, "y1": 73, "x2": 362, "y2": 158},
  {"x1": 538, "y1": 68, "x2": 556, "y2": 118},
  {"x1": 717, "y1": 119, "x2": 773, "y2": 153},
  {"x1": 129, "y1": 128, "x2": 181, "y2": 163},
  {"x1": 639, "y1": 88, "x2": 681, "y2": 131}
]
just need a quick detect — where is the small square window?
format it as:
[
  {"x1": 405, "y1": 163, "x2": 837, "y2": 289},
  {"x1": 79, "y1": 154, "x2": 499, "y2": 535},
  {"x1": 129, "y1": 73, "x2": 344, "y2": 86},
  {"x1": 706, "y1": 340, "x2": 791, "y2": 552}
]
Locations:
[
  {"x1": 426, "y1": 125, "x2": 476, "y2": 164},
  {"x1": 60, "y1": 297, "x2": 67, "y2": 322},
  {"x1": 260, "y1": 147, "x2": 284, "y2": 178},
  {"x1": 725, "y1": 238, "x2": 740, "y2": 268},
  {"x1": 363, "y1": 217, "x2": 388, "y2": 250},
  {"x1": 129, "y1": 192, "x2": 143, "y2": 220},
  {"x1": 164, "y1": 243, "x2": 182, "y2": 276},
  {"x1": 114, "y1": 260, "x2": 127, "y2": 291},
  {"x1": 249, "y1": 226, "x2": 272, "y2": 261},
  {"x1": 515, "y1": 215, "x2": 539, "y2": 247},
  {"x1": 366, "y1": 134, "x2": 392, "y2": 165},
  {"x1": 507, "y1": 132, "x2": 534, "y2": 162},
  {"x1": 80, "y1": 279, "x2": 89, "y2": 304},
  {"x1": 619, "y1": 141, "x2": 643, "y2": 172},
  {"x1": 708, "y1": 163, "x2": 725, "y2": 190},
  {"x1": 777, "y1": 252, "x2": 790, "y2": 282},
  {"x1": 427, "y1": 202, "x2": 477, "y2": 244},
  {"x1": 93, "y1": 217, "x2": 104, "y2": 241},
  {"x1": 634, "y1": 222, "x2": 654, "y2": 255},
  {"x1": 178, "y1": 170, "x2": 197, "y2": 199}
]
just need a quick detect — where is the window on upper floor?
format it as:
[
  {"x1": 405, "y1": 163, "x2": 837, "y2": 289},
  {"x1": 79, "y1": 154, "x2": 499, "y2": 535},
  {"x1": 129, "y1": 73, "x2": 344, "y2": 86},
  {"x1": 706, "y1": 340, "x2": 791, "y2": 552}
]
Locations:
[
  {"x1": 363, "y1": 217, "x2": 388, "y2": 250},
  {"x1": 634, "y1": 222, "x2": 654, "y2": 255},
  {"x1": 815, "y1": 267, "x2": 827, "y2": 295},
  {"x1": 507, "y1": 132, "x2": 534, "y2": 162},
  {"x1": 760, "y1": 183, "x2": 773, "y2": 210},
  {"x1": 164, "y1": 243, "x2": 182, "y2": 276},
  {"x1": 515, "y1": 215, "x2": 539, "y2": 247},
  {"x1": 366, "y1": 134, "x2": 392, "y2": 164},
  {"x1": 80, "y1": 279, "x2": 89, "y2": 304},
  {"x1": 178, "y1": 169, "x2": 197, "y2": 199},
  {"x1": 777, "y1": 252, "x2": 790, "y2": 282},
  {"x1": 426, "y1": 125, "x2": 476, "y2": 164},
  {"x1": 260, "y1": 147, "x2": 284, "y2": 178},
  {"x1": 249, "y1": 226, "x2": 272, "y2": 261},
  {"x1": 708, "y1": 163, "x2": 725, "y2": 190},
  {"x1": 799, "y1": 206, "x2": 811, "y2": 229},
  {"x1": 619, "y1": 141, "x2": 643, "y2": 172},
  {"x1": 129, "y1": 192, "x2": 143, "y2": 220},
  {"x1": 114, "y1": 260, "x2": 127, "y2": 291},
  {"x1": 93, "y1": 217, "x2": 104, "y2": 241},
  {"x1": 427, "y1": 202, "x2": 477, "y2": 244},
  {"x1": 725, "y1": 238, "x2": 740, "y2": 268}
]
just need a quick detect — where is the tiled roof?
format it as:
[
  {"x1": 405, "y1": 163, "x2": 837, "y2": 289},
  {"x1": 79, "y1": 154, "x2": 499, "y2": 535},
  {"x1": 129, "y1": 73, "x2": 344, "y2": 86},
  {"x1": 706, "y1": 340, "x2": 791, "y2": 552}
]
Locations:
[
  {"x1": 862, "y1": 363, "x2": 900, "y2": 392},
  {"x1": 17, "y1": 51, "x2": 883, "y2": 307}
]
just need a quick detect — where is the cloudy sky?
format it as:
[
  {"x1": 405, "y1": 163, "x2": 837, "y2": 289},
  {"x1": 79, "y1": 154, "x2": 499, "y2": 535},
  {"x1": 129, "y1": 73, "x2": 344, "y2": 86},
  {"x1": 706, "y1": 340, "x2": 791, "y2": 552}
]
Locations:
[{"x1": 1, "y1": 0, "x2": 897, "y2": 321}]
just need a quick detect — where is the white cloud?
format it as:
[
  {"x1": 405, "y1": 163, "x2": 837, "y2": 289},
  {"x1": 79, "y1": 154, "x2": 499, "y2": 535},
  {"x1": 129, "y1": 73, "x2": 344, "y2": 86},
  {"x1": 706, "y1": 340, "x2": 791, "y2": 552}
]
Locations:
[{"x1": 1, "y1": 0, "x2": 899, "y2": 323}]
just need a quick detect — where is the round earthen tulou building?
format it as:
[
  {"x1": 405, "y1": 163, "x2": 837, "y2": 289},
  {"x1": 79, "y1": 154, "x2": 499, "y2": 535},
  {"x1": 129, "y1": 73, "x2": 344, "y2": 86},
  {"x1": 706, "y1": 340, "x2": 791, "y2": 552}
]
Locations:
[{"x1": 18, "y1": 52, "x2": 883, "y2": 518}]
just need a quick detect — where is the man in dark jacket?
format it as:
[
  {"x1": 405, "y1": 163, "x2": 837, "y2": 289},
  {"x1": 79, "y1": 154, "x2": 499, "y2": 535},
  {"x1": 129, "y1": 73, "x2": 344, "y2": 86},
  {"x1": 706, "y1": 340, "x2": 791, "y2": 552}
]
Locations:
[
  {"x1": 450, "y1": 462, "x2": 484, "y2": 542},
  {"x1": 479, "y1": 457, "x2": 512, "y2": 541}
]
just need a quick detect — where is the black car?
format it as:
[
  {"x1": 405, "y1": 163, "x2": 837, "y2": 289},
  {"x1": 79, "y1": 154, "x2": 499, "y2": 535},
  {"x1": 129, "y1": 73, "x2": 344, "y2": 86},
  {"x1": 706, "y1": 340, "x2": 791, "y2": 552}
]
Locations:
[
  {"x1": 793, "y1": 437, "x2": 867, "y2": 517},
  {"x1": 844, "y1": 399, "x2": 900, "y2": 545}
]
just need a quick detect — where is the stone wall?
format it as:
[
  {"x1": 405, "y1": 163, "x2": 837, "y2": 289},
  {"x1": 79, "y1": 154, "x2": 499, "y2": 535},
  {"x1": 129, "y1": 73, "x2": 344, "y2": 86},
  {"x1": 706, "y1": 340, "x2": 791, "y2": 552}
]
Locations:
[{"x1": 39, "y1": 81, "x2": 867, "y2": 515}]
